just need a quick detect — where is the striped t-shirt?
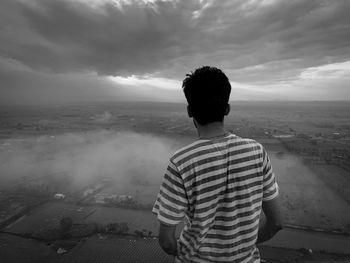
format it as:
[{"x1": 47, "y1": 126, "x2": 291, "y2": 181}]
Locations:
[{"x1": 152, "y1": 133, "x2": 279, "y2": 263}]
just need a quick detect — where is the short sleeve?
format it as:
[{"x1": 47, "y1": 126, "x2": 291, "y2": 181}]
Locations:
[
  {"x1": 152, "y1": 160, "x2": 188, "y2": 225},
  {"x1": 262, "y1": 148, "x2": 279, "y2": 201}
]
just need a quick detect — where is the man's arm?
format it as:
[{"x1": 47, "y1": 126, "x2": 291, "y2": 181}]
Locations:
[
  {"x1": 152, "y1": 160, "x2": 187, "y2": 256},
  {"x1": 257, "y1": 197, "x2": 283, "y2": 244},
  {"x1": 158, "y1": 223, "x2": 177, "y2": 256}
]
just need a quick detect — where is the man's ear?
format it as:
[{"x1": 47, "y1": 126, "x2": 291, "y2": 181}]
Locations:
[
  {"x1": 224, "y1": 104, "x2": 230, "y2": 116},
  {"x1": 187, "y1": 105, "x2": 193, "y2": 118}
]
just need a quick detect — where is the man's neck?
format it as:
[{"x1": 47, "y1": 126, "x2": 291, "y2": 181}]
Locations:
[{"x1": 195, "y1": 121, "x2": 227, "y2": 139}]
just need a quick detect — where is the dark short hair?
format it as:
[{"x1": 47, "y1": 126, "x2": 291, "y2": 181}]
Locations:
[{"x1": 182, "y1": 66, "x2": 231, "y2": 125}]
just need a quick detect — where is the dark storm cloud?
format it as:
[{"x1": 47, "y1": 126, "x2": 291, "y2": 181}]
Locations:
[
  {"x1": 185, "y1": 0, "x2": 350, "y2": 82},
  {"x1": 1, "y1": 0, "x2": 350, "y2": 81},
  {"x1": 1, "y1": 0, "x2": 198, "y2": 75},
  {"x1": 0, "y1": 57, "x2": 183, "y2": 105}
]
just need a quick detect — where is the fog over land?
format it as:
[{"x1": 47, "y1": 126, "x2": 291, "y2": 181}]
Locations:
[{"x1": 0, "y1": 130, "x2": 176, "y2": 190}]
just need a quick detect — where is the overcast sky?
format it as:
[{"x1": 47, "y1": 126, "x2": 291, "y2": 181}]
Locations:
[{"x1": 1, "y1": 0, "x2": 350, "y2": 105}]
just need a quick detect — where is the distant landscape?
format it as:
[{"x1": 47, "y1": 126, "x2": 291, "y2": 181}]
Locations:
[{"x1": 0, "y1": 101, "x2": 350, "y2": 261}]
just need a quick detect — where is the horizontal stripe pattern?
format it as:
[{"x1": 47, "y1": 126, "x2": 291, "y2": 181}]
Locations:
[{"x1": 152, "y1": 133, "x2": 278, "y2": 262}]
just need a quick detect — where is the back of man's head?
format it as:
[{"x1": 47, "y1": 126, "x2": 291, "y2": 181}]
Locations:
[{"x1": 182, "y1": 66, "x2": 231, "y2": 125}]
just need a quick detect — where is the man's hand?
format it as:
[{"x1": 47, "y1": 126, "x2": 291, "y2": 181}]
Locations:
[
  {"x1": 257, "y1": 197, "x2": 283, "y2": 244},
  {"x1": 159, "y1": 223, "x2": 178, "y2": 256}
]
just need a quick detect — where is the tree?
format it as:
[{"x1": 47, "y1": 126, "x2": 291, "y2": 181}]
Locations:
[{"x1": 119, "y1": 222, "x2": 129, "y2": 234}]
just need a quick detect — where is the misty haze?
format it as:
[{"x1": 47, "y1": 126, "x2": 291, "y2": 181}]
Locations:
[{"x1": 1, "y1": 0, "x2": 350, "y2": 262}]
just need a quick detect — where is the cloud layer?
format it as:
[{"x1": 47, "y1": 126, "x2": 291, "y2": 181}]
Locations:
[{"x1": 0, "y1": 0, "x2": 350, "y2": 103}]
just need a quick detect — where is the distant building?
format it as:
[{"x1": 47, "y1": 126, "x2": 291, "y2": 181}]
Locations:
[
  {"x1": 95, "y1": 193, "x2": 117, "y2": 204},
  {"x1": 54, "y1": 193, "x2": 66, "y2": 199},
  {"x1": 83, "y1": 189, "x2": 94, "y2": 197},
  {"x1": 118, "y1": 195, "x2": 134, "y2": 202}
]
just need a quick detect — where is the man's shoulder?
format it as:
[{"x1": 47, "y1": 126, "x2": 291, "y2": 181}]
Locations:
[
  {"x1": 170, "y1": 134, "x2": 263, "y2": 165},
  {"x1": 170, "y1": 140, "x2": 206, "y2": 164},
  {"x1": 227, "y1": 136, "x2": 264, "y2": 154},
  {"x1": 237, "y1": 137, "x2": 264, "y2": 148}
]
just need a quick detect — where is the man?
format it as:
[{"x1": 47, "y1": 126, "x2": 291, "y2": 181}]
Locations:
[{"x1": 152, "y1": 66, "x2": 283, "y2": 262}]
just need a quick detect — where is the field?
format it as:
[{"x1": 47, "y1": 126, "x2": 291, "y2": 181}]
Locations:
[
  {"x1": 0, "y1": 101, "x2": 350, "y2": 261},
  {"x1": 268, "y1": 149, "x2": 350, "y2": 231},
  {"x1": 5, "y1": 202, "x2": 96, "y2": 234},
  {"x1": 0, "y1": 233, "x2": 60, "y2": 263},
  {"x1": 56, "y1": 236, "x2": 173, "y2": 263}
]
